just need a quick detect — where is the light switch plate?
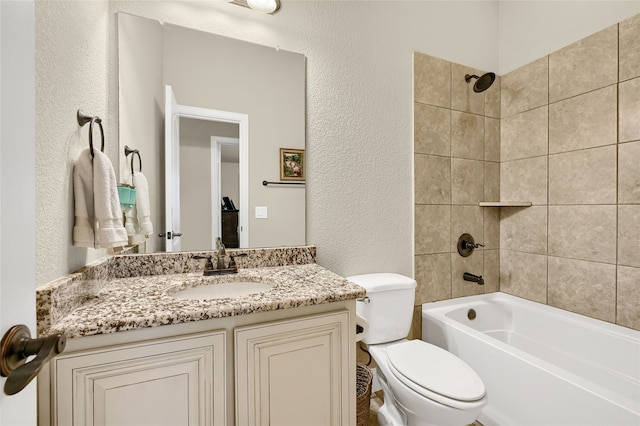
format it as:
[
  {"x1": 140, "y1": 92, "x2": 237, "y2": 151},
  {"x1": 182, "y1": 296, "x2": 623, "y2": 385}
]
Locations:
[{"x1": 255, "y1": 206, "x2": 268, "y2": 219}]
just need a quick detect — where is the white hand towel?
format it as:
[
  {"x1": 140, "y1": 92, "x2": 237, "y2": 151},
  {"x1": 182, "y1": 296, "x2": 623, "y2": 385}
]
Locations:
[
  {"x1": 73, "y1": 148, "x2": 96, "y2": 247},
  {"x1": 123, "y1": 205, "x2": 137, "y2": 236},
  {"x1": 132, "y1": 172, "x2": 153, "y2": 236},
  {"x1": 124, "y1": 171, "x2": 153, "y2": 237},
  {"x1": 92, "y1": 150, "x2": 128, "y2": 248}
]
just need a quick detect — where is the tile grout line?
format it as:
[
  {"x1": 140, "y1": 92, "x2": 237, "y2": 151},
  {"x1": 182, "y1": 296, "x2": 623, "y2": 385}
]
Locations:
[
  {"x1": 615, "y1": 23, "x2": 620, "y2": 325},
  {"x1": 546, "y1": 54, "x2": 550, "y2": 306}
]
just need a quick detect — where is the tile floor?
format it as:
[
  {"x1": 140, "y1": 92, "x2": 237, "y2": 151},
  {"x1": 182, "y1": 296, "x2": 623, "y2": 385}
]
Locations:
[{"x1": 367, "y1": 394, "x2": 383, "y2": 425}]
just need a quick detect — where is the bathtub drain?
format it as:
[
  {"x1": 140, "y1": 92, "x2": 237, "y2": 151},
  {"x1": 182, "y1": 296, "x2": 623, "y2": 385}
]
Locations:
[{"x1": 467, "y1": 309, "x2": 477, "y2": 320}]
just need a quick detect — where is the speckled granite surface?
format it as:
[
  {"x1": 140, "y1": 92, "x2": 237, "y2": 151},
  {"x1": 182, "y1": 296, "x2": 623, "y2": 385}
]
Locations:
[{"x1": 37, "y1": 246, "x2": 365, "y2": 338}]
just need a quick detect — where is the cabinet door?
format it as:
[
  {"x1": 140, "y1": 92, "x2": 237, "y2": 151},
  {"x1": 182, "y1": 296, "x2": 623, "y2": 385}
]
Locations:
[
  {"x1": 235, "y1": 311, "x2": 351, "y2": 426},
  {"x1": 52, "y1": 331, "x2": 225, "y2": 426}
]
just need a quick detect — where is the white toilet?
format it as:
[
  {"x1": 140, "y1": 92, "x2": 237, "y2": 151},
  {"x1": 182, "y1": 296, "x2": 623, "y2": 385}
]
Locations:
[{"x1": 349, "y1": 273, "x2": 487, "y2": 426}]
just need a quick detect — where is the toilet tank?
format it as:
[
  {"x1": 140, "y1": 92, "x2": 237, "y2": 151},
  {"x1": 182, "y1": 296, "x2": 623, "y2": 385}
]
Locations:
[{"x1": 347, "y1": 273, "x2": 417, "y2": 345}]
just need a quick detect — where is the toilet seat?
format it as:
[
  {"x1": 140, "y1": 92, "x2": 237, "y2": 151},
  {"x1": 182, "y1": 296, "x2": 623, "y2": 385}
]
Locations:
[{"x1": 386, "y1": 340, "x2": 486, "y2": 410}]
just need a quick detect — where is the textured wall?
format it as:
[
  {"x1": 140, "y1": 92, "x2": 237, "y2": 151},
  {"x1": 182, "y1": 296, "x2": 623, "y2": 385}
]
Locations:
[
  {"x1": 105, "y1": 1, "x2": 499, "y2": 280},
  {"x1": 35, "y1": 1, "x2": 639, "y2": 286},
  {"x1": 36, "y1": 0, "x2": 111, "y2": 285},
  {"x1": 36, "y1": 1, "x2": 499, "y2": 285}
]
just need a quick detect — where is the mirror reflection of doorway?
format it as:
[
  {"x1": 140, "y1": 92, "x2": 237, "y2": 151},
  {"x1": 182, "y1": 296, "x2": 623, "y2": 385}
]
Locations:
[
  {"x1": 180, "y1": 118, "x2": 239, "y2": 251},
  {"x1": 165, "y1": 85, "x2": 249, "y2": 252},
  {"x1": 215, "y1": 137, "x2": 240, "y2": 249}
]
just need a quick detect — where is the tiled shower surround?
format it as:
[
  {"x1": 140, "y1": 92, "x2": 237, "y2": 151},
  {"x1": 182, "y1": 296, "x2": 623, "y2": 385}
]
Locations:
[{"x1": 414, "y1": 13, "x2": 640, "y2": 331}]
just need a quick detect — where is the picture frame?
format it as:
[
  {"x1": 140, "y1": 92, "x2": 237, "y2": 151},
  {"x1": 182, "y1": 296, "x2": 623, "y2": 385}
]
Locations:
[{"x1": 279, "y1": 148, "x2": 305, "y2": 181}]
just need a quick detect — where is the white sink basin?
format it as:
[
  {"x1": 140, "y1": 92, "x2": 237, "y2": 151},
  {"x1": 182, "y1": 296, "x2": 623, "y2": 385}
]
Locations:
[{"x1": 172, "y1": 280, "x2": 272, "y2": 300}]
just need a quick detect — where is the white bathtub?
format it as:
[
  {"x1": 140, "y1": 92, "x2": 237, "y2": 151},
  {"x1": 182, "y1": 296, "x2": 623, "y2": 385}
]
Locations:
[{"x1": 422, "y1": 292, "x2": 640, "y2": 426}]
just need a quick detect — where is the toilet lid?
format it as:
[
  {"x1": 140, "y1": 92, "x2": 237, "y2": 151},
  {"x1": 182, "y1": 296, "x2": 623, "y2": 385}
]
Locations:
[{"x1": 387, "y1": 340, "x2": 486, "y2": 402}]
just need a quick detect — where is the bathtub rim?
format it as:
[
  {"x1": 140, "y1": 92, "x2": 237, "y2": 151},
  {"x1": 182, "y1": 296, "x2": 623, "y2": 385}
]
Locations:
[{"x1": 422, "y1": 292, "x2": 639, "y2": 340}]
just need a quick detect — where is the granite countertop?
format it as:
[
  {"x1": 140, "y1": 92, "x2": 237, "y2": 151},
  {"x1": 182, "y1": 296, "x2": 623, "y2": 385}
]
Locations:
[{"x1": 46, "y1": 263, "x2": 366, "y2": 339}]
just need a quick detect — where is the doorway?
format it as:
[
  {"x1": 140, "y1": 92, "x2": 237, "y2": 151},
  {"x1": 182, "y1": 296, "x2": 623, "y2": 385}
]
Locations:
[{"x1": 164, "y1": 85, "x2": 248, "y2": 252}]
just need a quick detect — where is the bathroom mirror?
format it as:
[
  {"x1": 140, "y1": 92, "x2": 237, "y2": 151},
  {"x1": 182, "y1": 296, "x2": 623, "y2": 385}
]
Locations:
[{"x1": 118, "y1": 13, "x2": 306, "y2": 253}]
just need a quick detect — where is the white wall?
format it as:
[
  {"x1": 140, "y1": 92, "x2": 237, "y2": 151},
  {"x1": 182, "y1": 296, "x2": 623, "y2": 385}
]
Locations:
[
  {"x1": 160, "y1": 21, "x2": 306, "y2": 249},
  {"x1": 180, "y1": 126, "x2": 213, "y2": 252},
  {"x1": 36, "y1": 0, "x2": 110, "y2": 285},
  {"x1": 221, "y1": 162, "x2": 240, "y2": 211},
  {"x1": 499, "y1": 0, "x2": 640, "y2": 74},
  {"x1": 1, "y1": 1, "x2": 37, "y2": 420},
  {"x1": 106, "y1": 0, "x2": 499, "y2": 277},
  {"x1": 179, "y1": 118, "x2": 239, "y2": 251},
  {"x1": 118, "y1": 12, "x2": 163, "y2": 252},
  {"x1": 35, "y1": 1, "x2": 640, "y2": 285}
]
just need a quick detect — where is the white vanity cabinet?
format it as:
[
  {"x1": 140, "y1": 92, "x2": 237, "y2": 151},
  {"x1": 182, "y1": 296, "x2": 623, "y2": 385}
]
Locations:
[
  {"x1": 40, "y1": 303, "x2": 356, "y2": 426},
  {"x1": 49, "y1": 331, "x2": 226, "y2": 426},
  {"x1": 235, "y1": 311, "x2": 351, "y2": 425}
]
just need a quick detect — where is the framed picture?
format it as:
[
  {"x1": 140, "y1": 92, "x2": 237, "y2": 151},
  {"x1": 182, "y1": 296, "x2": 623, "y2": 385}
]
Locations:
[{"x1": 279, "y1": 148, "x2": 305, "y2": 181}]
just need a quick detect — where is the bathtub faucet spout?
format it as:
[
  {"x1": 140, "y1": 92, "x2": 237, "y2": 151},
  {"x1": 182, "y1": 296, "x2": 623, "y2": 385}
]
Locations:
[{"x1": 463, "y1": 272, "x2": 484, "y2": 285}]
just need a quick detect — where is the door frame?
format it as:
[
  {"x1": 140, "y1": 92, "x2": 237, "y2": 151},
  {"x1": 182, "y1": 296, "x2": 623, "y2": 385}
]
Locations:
[
  {"x1": 0, "y1": 1, "x2": 37, "y2": 423},
  {"x1": 165, "y1": 85, "x2": 249, "y2": 250},
  {"x1": 211, "y1": 136, "x2": 240, "y2": 248}
]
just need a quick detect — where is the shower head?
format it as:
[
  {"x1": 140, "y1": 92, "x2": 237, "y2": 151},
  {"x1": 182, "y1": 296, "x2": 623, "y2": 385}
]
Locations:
[{"x1": 465, "y1": 72, "x2": 496, "y2": 93}]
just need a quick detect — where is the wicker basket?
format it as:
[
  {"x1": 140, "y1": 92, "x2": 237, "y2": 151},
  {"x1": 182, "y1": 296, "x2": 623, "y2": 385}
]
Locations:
[{"x1": 356, "y1": 363, "x2": 373, "y2": 426}]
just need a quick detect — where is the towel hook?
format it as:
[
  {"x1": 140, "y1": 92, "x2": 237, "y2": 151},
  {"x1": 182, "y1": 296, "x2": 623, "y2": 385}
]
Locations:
[
  {"x1": 124, "y1": 145, "x2": 142, "y2": 173},
  {"x1": 77, "y1": 110, "x2": 104, "y2": 159}
]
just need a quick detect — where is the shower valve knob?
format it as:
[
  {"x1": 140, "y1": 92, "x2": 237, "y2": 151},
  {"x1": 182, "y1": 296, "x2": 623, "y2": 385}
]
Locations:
[
  {"x1": 464, "y1": 241, "x2": 485, "y2": 250},
  {"x1": 457, "y1": 233, "x2": 483, "y2": 257}
]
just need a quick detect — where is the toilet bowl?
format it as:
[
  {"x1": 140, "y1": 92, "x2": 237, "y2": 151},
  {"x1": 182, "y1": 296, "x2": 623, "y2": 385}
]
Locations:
[
  {"x1": 348, "y1": 273, "x2": 487, "y2": 426},
  {"x1": 370, "y1": 340, "x2": 487, "y2": 426}
]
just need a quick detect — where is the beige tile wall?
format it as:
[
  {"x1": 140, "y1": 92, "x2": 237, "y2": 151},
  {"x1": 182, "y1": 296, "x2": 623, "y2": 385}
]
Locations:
[
  {"x1": 413, "y1": 53, "x2": 501, "y2": 320},
  {"x1": 414, "y1": 13, "x2": 640, "y2": 332},
  {"x1": 499, "y1": 14, "x2": 640, "y2": 331}
]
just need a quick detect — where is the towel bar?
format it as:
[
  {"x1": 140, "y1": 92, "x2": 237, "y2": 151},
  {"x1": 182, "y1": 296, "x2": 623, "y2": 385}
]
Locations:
[
  {"x1": 124, "y1": 145, "x2": 142, "y2": 173},
  {"x1": 262, "y1": 180, "x2": 305, "y2": 186},
  {"x1": 77, "y1": 109, "x2": 104, "y2": 158}
]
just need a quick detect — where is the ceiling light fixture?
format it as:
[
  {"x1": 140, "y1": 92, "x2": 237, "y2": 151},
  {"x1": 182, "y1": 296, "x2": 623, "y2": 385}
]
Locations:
[{"x1": 230, "y1": 0, "x2": 280, "y2": 14}]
